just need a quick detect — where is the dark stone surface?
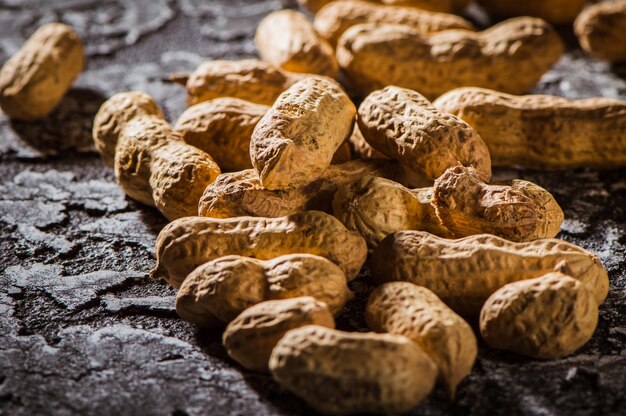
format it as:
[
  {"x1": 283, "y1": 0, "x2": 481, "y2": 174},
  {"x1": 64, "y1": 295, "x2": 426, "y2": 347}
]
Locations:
[{"x1": 0, "y1": 1, "x2": 624, "y2": 415}]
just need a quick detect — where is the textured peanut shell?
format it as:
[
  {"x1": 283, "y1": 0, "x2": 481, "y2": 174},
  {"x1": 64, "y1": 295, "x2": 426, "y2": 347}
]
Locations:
[
  {"x1": 198, "y1": 159, "x2": 395, "y2": 218},
  {"x1": 269, "y1": 326, "x2": 438, "y2": 415},
  {"x1": 114, "y1": 116, "x2": 221, "y2": 220},
  {"x1": 152, "y1": 211, "x2": 367, "y2": 288},
  {"x1": 478, "y1": 0, "x2": 587, "y2": 25},
  {"x1": 366, "y1": 282, "x2": 477, "y2": 397},
  {"x1": 250, "y1": 77, "x2": 356, "y2": 190},
  {"x1": 337, "y1": 18, "x2": 563, "y2": 99},
  {"x1": 314, "y1": 0, "x2": 474, "y2": 48},
  {"x1": 175, "y1": 98, "x2": 268, "y2": 171},
  {"x1": 575, "y1": 1, "x2": 626, "y2": 62},
  {"x1": 435, "y1": 87, "x2": 626, "y2": 169},
  {"x1": 433, "y1": 165, "x2": 563, "y2": 241},
  {"x1": 223, "y1": 297, "x2": 335, "y2": 372},
  {"x1": 480, "y1": 272, "x2": 599, "y2": 359},
  {"x1": 0, "y1": 23, "x2": 84, "y2": 120},
  {"x1": 183, "y1": 60, "x2": 302, "y2": 106},
  {"x1": 175, "y1": 254, "x2": 352, "y2": 324},
  {"x1": 256, "y1": 10, "x2": 339, "y2": 78},
  {"x1": 93, "y1": 91, "x2": 164, "y2": 168},
  {"x1": 371, "y1": 231, "x2": 609, "y2": 316},
  {"x1": 348, "y1": 124, "x2": 388, "y2": 160},
  {"x1": 358, "y1": 86, "x2": 492, "y2": 181}
]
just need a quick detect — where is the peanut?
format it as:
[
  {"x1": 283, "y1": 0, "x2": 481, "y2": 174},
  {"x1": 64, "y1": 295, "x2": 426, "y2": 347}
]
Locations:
[
  {"x1": 256, "y1": 10, "x2": 339, "y2": 78},
  {"x1": 0, "y1": 23, "x2": 84, "y2": 120},
  {"x1": 366, "y1": 282, "x2": 477, "y2": 397},
  {"x1": 575, "y1": 1, "x2": 626, "y2": 62},
  {"x1": 174, "y1": 59, "x2": 303, "y2": 106},
  {"x1": 337, "y1": 18, "x2": 563, "y2": 99},
  {"x1": 269, "y1": 325, "x2": 438, "y2": 415},
  {"x1": 357, "y1": 86, "x2": 492, "y2": 181},
  {"x1": 371, "y1": 231, "x2": 609, "y2": 316},
  {"x1": 198, "y1": 159, "x2": 395, "y2": 219},
  {"x1": 223, "y1": 297, "x2": 335, "y2": 372},
  {"x1": 314, "y1": 0, "x2": 474, "y2": 48},
  {"x1": 250, "y1": 77, "x2": 356, "y2": 190},
  {"x1": 174, "y1": 98, "x2": 268, "y2": 171},
  {"x1": 435, "y1": 87, "x2": 626, "y2": 169},
  {"x1": 480, "y1": 272, "x2": 599, "y2": 359},
  {"x1": 152, "y1": 211, "x2": 367, "y2": 288},
  {"x1": 478, "y1": 0, "x2": 587, "y2": 25},
  {"x1": 176, "y1": 254, "x2": 352, "y2": 324}
]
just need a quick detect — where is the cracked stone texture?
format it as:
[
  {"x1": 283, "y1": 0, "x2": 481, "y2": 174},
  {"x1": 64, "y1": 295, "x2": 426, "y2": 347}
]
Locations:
[{"x1": 0, "y1": 1, "x2": 625, "y2": 415}]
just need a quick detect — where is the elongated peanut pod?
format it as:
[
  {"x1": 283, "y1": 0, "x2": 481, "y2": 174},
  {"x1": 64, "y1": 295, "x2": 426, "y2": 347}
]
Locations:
[
  {"x1": 478, "y1": 0, "x2": 587, "y2": 25},
  {"x1": 371, "y1": 231, "x2": 609, "y2": 316},
  {"x1": 152, "y1": 211, "x2": 367, "y2": 288},
  {"x1": 251, "y1": 77, "x2": 356, "y2": 190},
  {"x1": 0, "y1": 23, "x2": 84, "y2": 120},
  {"x1": 480, "y1": 272, "x2": 598, "y2": 359},
  {"x1": 366, "y1": 282, "x2": 477, "y2": 398},
  {"x1": 575, "y1": 1, "x2": 626, "y2": 62},
  {"x1": 337, "y1": 18, "x2": 563, "y2": 99},
  {"x1": 435, "y1": 87, "x2": 626, "y2": 169},
  {"x1": 256, "y1": 10, "x2": 339, "y2": 78},
  {"x1": 269, "y1": 326, "x2": 438, "y2": 415}
]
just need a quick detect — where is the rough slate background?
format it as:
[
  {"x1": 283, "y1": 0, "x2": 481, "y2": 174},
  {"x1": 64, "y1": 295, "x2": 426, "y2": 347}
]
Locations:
[{"x1": 0, "y1": 1, "x2": 625, "y2": 415}]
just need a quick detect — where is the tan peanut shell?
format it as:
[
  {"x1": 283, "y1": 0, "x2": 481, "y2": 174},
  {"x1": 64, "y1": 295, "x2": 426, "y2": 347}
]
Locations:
[
  {"x1": 152, "y1": 211, "x2": 367, "y2": 288},
  {"x1": 223, "y1": 297, "x2": 335, "y2": 372},
  {"x1": 371, "y1": 231, "x2": 609, "y2": 316},
  {"x1": 337, "y1": 18, "x2": 563, "y2": 99},
  {"x1": 0, "y1": 23, "x2": 84, "y2": 120},
  {"x1": 113, "y1": 115, "x2": 221, "y2": 220},
  {"x1": 348, "y1": 124, "x2": 388, "y2": 160},
  {"x1": 358, "y1": 86, "x2": 492, "y2": 181},
  {"x1": 269, "y1": 325, "x2": 438, "y2": 415},
  {"x1": 575, "y1": 1, "x2": 626, "y2": 62},
  {"x1": 179, "y1": 59, "x2": 302, "y2": 106},
  {"x1": 478, "y1": 0, "x2": 587, "y2": 25},
  {"x1": 480, "y1": 272, "x2": 599, "y2": 359},
  {"x1": 174, "y1": 98, "x2": 268, "y2": 171},
  {"x1": 314, "y1": 0, "x2": 474, "y2": 48},
  {"x1": 198, "y1": 159, "x2": 395, "y2": 219},
  {"x1": 176, "y1": 254, "x2": 352, "y2": 324},
  {"x1": 93, "y1": 91, "x2": 164, "y2": 168},
  {"x1": 434, "y1": 87, "x2": 626, "y2": 169},
  {"x1": 256, "y1": 10, "x2": 339, "y2": 78},
  {"x1": 366, "y1": 282, "x2": 477, "y2": 397},
  {"x1": 251, "y1": 77, "x2": 356, "y2": 190}
]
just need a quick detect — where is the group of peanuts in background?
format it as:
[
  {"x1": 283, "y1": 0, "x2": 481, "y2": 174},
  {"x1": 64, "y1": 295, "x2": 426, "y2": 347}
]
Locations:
[{"x1": 0, "y1": 0, "x2": 624, "y2": 414}]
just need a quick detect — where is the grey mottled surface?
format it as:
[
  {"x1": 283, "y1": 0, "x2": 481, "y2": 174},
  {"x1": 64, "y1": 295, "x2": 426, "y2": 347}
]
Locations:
[{"x1": 0, "y1": 1, "x2": 625, "y2": 415}]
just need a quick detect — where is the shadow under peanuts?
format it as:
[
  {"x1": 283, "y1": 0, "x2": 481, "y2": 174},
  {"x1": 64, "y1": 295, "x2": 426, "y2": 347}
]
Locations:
[{"x1": 6, "y1": 87, "x2": 106, "y2": 157}]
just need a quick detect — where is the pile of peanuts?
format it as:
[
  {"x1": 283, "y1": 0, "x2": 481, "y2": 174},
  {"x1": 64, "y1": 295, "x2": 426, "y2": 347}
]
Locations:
[{"x1": 1, "y1": 0, "x2": 625, "y2": 414}]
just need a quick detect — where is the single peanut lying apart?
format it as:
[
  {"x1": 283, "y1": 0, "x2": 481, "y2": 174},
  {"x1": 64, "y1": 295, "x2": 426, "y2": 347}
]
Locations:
[
  {"x1": 366, "y1": 282, "x2": 477, "y2": 398},
  {"x1": 435, "y1": 87, "x2": 626, "y2": 169},
  {"x1": 371, "y1": 231, "x2": 609, "y2": 316},
  {"x1": 313, "y1": 0, "x2": 474, "y2": 48},
  {"x1": 337, "y1": 17, "x2": 563, "y2": 99},
  {"x1": 358, "y1": 86, "x2": 492, "y2": 181},
  {"x1": 477, "y1": 0, "x2": 586, "y2": 25},
  {"x1": 251, "y1": 77, "x2": 356, "y2": 190},
  {"x1": 223, "y1": 297, "x2": 335, "y2": 372},
  {"x1": 333, "y1": 166, "x2": 563, "y2": 247},
  {"x1": 173, "y1": 59, "x2": 303, "y2": 106},
  {"x1": 269, "y1": 325, "x2": 438, "y2": 415},
  {"x1": 176, "y1": 254, "x2": 351, "y2": 325},
  {"x1": 256, "y1": 10, "x2": 339, "y2": 78},
  {"x1": 174, "y1": 98, "x2": 268, "y2": 171},
  {"x1": 0, "y1": 23, "x2": 84, "y2": 120},
  {"x1": 152, "y1": 211, "x2": 367, "y2": 288},
  {"x1": 480, "y1": 272, "x2": 599, "y2": 359},
  {"x1": 93, "y1": 92, "x2": 221, "y2": 220},
  {"x1": 198, "y1": 159, "x2": 395, "y2": 218},
  {"x1": 575, "y1": 0, "x2": 626, "y2": 62}
]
